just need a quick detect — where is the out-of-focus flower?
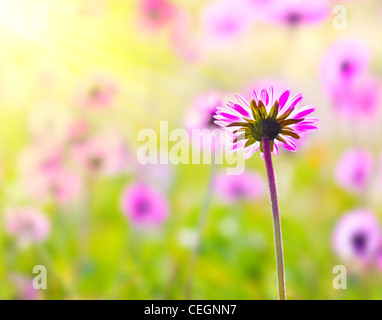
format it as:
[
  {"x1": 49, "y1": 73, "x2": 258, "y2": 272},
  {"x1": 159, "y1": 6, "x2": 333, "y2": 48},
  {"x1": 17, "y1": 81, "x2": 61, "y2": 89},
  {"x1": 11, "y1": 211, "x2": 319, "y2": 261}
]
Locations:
[
  {"x1": 170, "y1": 9, "x2": 200, "y2": 62},
  {"x1": 376, "y1": 248, "x2": 382, "y2": 271},
  {"x1": 214, "y1": 86, "x2": 318, "y2": 159},
  {"x1": 138, "y1": 0, "x2": 177, "y2": 32},
  {"x1": 27, "y1": 168, "x2": 83, "y2": 205},
  {"x1": 5, "y1": 207, "x2": 50, "y2": 247},
  {"x1": 321, "y1": 39, "x2": 370, "y2": 97},
  {"x1": 335, "y1": 149, "x2": 373, "y2": 194},
  {"x1": 19, "y1": 142, "x2": 63, "y2": 180},
  {"x1": 330, "y1": 76, "x2": 381, "y2": 120},
  {"x1": 213, "y1": 170, "x2": 265, "y2": 204},
  {"x1": 75, "y1": 74, "x2": 116, "y2": 109},
  {"x1": 200, "y1": 0, "x2": 253, "y2": 41},
  {"x1": 184, "y1": 91, "x2": 225, "y2": 151},
  {"x1": 71, "y1": 130, "x2": 130, "y2": 176},
  {"x1": 10, "y1": 274, "x2": 41, "y2": 300},
  {"x1": 18, "y1": 142, "x2": 82, "y2": 204},
  {"x1": 67, "y1": 119, "x2": 90, "y2": 144},
  {"x1": 121, "y1": 182, "x2": 169, "y2": 227},
  {"x1": 332, "y1": 210, "x2": 382, "y2": 268},
  {"x1": 265, "y1": 0, "x2": 330, "y2": 26}
]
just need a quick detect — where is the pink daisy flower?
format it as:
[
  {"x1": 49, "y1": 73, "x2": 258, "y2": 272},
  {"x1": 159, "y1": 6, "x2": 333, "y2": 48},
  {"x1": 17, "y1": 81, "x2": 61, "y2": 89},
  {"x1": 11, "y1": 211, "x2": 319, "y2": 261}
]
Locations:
[
  {"x1": 265, "y1": 0, "x2": 330, "y2": 26},
  {"x1": 5, "y1": 207, "x2": 50, "y2": 247},
  {"x1": 335, "y1": 149, "x2": 373, "y2": 194},
  {"x1": 321, "y1": 39, "x2": 370, "y2": 97},
  {"x1": 331, "y1": 76, "x2": 381, "y2": 120},
  {"x1": 200, "y1": 0, "x2": 253, "y2": 41},
  {"x1": 213, "y1": 170, "x2": 265, "y2": 204},
  {"x1": 332, "y1": 210, "x2": 382, "y2": 267},
  {"x1": 121, "y1": 183, "x2": 169, "y2": 227},
  {"x1": 75, "y1": 74, "x2": 116, "y2": 109},
  {"x1": 138, "y1": 0, "x2": 177, "y2": 32},
  {"x1": 71, "y1": 131, "x2": 129, "y2": 176},
  {"x1": 214, "y1": 86, "x2": 318, "y2": 159}
]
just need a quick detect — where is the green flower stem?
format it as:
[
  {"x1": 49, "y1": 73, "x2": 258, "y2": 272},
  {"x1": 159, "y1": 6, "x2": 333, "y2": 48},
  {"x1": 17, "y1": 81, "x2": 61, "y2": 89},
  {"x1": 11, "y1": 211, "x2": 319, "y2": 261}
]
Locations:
[{"x1": 262, "y1": 137, "x2": 286, "y2": 300}]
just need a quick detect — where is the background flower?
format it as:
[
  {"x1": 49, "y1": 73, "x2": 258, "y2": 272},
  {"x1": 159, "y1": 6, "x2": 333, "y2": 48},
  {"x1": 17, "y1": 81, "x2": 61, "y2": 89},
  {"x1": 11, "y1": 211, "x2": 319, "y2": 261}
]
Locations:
[
  {"x1": 332, "y1": 210, "x2": 382, "y2": 268},
  {"x1": 121, "y1": 183, "x2": 169, "y2": 227},
  {"x1": 335, "y1": 149, "x2": 373, "y2": 194}
]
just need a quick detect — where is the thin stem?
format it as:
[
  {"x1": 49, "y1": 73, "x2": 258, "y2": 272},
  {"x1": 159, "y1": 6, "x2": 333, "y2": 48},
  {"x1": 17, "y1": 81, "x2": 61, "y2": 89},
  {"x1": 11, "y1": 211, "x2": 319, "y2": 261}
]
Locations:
[
  {"x1": 262, "y1": 137, "x2": 286, "y2": 300},
  {"x1": 184, "y1": 163, "x2": 216, "y2": 299}
]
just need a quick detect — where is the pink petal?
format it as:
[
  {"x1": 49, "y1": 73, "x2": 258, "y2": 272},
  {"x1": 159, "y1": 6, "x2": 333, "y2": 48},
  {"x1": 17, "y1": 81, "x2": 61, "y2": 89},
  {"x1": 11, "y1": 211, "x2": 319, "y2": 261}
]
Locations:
[
  {"x1": 233, "y1": 104, "x2": 250, "y2": 117},
  {"x1": 288, "y1": 93, "x2": 303, "y2": 109},
  {"x1": 278, "y1": 89, "x2": 290, "y2": 110},
  {"x1": 293, "y1": 106, "x2": 315, "y2": 118},
  {"x1": 260, "y1": 89, "x2": 269, "y2": 106}
]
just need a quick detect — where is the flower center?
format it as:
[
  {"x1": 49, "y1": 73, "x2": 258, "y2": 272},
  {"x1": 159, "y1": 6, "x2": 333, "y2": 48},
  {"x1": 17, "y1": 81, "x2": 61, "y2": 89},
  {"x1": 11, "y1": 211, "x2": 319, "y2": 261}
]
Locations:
[
  {"x1": 136, "y1": 200, "x2": 151, "y2": 216},
  {"x1": 287, "y1": 12, "x2": 302, "y2": 25},
  {"x1": 250, "y1": 118, "x2": 281, "y2": 141},
  {"x1": 352, "y1": 233, "x2": 367, "y2": 255}
]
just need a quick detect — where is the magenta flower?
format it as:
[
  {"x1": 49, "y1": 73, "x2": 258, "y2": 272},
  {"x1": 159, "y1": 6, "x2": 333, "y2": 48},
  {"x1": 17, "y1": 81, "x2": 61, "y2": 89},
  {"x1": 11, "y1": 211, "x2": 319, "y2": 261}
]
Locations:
[
  {"x1": 214, "y1": 86, "x2": 318, "y2": 159},
  {"x1": 213, "y1": 170, "x2": 265, "y2": 204},
  {"x1": 121, "y1": 183, "x2": 169, "y2": 227},
  {"x1": 332, "y1": 210, "x2": 382, "y2": 267},
  {"x1": 200, "y1": 0, "x2": 253, "y2": 41},
  {"x1": 265, "y1": 0, "x2": 330, "y2": 26},
  {"x1": 75, "y1": 74, "x2": 116, "y2": 109},
  {"x1": 321, "y1": 39, "x2": 370, "y2": 97},
  {"x1": 138, "y1": 0, "x2": 177, "y2": 31},
  {"x1": 335, "y1": 149, "x2": 373, "y2": 194},
  {"x1": 5, "y1": 207, "x2": 50, "y2": 247}
]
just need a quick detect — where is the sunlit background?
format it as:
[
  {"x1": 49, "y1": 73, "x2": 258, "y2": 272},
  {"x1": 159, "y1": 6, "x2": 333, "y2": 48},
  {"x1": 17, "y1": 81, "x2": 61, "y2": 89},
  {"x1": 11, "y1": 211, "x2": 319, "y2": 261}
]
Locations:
[{"x1": 1, "y1": 0, "x2": 382, "y2": 300}]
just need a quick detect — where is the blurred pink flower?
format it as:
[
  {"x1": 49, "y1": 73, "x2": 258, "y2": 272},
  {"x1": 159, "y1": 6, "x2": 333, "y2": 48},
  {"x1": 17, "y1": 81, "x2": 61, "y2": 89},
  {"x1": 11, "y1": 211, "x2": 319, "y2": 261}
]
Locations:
[
  {"x1": 71, "y1": 131, "x2": 130, "y2": 176},
  {"x1": 19, "y1": 142, "x2": 63, "y2": 182},
  {"x1": 75, "y1": 74, "x2": 116, "y2": 109},
  {"x1": 170, "y1": 9, "x2": 200, "y2": 62},
  {"x1": 5, "y1": 207, "x2": 50, "y2": 247},
  {"x1": 332, "y1": 210, "x2": 382, "y2": 267},
  {"x1": 27, "y1": 168, "x2": 83, "y2": 205},
  {"x1": 213, "y1": 170, "x2": 265, "y2": 204},
  {"x1": 184, "y1": 91, "x2": 225, "y2": 152},
  {"x1": 67, "y1": 119, "x2": 90, "y2": 144},
  {"x1": 321, "y1": 39, "x2": 370, "y2": 97},
  {"x1": 335, "y1": 149, "x2": 373, "y2": 193},
  {"x1": 265, "y1": 0, "x2": 330, "y2": 26},
  {"x1": 331, "y1": 76, "x2": 381, "y2": 120},
  {"x1": 11, "y1": 275, "x2": 41, "y2": 300},
  {"x1": 121, "y1": 183, "x2": 169, "y2": 227},
  {"x1": 138, "y1": 0, "x2": 177, "y2": 31},
  {"x1": 19, "y1": 142, "x2": 82, "y2": 204},
  {"x1": 200, "y1": 0, "x2": 253, "y2": 41}
]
